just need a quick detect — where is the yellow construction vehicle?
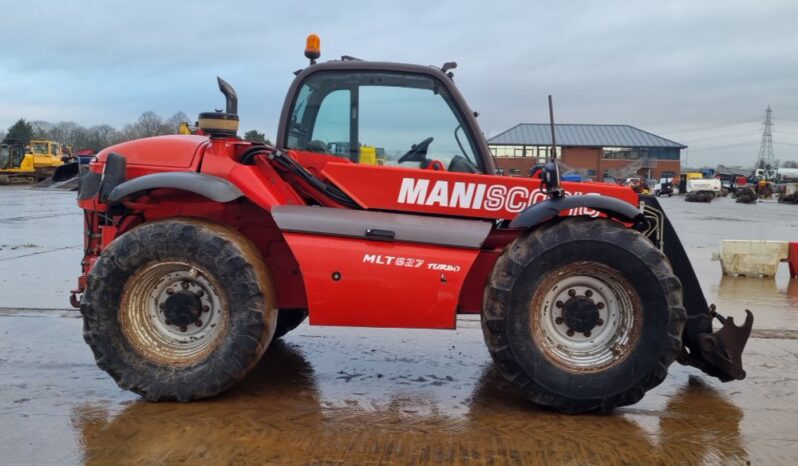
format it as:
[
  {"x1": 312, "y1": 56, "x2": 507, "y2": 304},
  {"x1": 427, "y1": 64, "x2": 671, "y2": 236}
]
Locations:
[
  {"x1": 0, "y1": 139, "x2": 65, "y2": 184},
  {"x1": 178, "y1": 122, "x2": 194, "y2": 135}
]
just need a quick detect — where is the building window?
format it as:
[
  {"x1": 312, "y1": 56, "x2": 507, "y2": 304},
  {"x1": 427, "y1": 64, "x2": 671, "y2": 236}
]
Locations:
[
  {"x1": 536, "y1": 146, "x2": 561, "y2": 162},
  {"x1": 603, "y1": 147, "x2": 680, "y2": 160},
  {"x1": 490, "y1": 145, "x2": 525, "y2": 157},
  {"x1": 650, "y1": 148, "x2": 680, "y2": 160},
  {"x1": 603, "y1": 147, "x2": 646, "y2": 160},
  {"x1": 489, "y1": 145, "x2": 561, "y2": 160}
]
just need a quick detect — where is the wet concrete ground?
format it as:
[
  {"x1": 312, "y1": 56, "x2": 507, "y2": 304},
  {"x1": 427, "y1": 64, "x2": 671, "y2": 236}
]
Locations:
[{"x1": 1, "y1": 187, "x2": 797, "y2": 465}]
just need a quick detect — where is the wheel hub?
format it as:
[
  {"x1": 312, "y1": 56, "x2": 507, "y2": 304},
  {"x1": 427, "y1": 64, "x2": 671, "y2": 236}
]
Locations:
[
  {"x1": 163, "y1": 291, "x2": 203, "y2": 327},
  {"x1": 562, "y1": 296, "x2": 599, "y2": 333},
  {"x1": 530, "y1": 263, "x2": 642, "y2": 373},
  {"x1": 119, "y1": 261, "x2": 227, "y2": 366}
]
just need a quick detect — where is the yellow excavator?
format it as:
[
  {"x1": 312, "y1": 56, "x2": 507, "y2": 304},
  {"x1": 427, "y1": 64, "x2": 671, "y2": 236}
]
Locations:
[{"x1": 0, "y1": 139, "x2": 67, "y2": 184}]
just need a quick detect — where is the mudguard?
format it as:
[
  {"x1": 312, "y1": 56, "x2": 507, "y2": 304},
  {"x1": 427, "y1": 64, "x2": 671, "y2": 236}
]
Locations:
[
  {"x1": 107, "y1": 171, "x2": 243, "y2": 204},
  {"x1": 509, "y1": 194, "x2": 643, "y2": 229}
]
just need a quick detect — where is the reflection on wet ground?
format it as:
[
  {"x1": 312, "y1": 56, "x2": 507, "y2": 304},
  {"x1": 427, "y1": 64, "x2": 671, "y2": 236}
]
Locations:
[
  {"x1": 1, "y1": 188, "x2": 798, "y2": 465},
  {"x1": 72, "y1": 341, "x2": 752, "y2": 465},
  {"x1": 712, "y1": 276, "x2": 798, "y2": 338},
  {"x1": 3, "y1": 312, "x2": 796, "y2": 465}
]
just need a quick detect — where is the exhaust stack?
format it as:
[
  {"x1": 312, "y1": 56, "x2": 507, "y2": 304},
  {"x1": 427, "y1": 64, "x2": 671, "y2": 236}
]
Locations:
[
  {"x1": 198, "y1": 77, "x2": 240, "y2": 138},
  {"x1": 217, "y1": 77, "x2": 238, "y2": 114}
]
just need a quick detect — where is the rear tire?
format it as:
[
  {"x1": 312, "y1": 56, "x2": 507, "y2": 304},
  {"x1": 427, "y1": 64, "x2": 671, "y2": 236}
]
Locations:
[
  {"x1": 482, "y1": 218, "x2": 685, "y2": 413},
  {"x1": 81, "y1": 218, "x2": 277, "y2": 401}
]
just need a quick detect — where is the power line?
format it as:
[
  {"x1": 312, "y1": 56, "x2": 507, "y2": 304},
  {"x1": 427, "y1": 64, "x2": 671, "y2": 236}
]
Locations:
[
  {"x1": 687, "y1": 142, "x2": 759, "y2": 153},
  {"x1": 682, "y1": 129, "x2": 761, "y2": 143},
  {"x1": 661, "y1": 117, "x2": 761, "y2": 135}
]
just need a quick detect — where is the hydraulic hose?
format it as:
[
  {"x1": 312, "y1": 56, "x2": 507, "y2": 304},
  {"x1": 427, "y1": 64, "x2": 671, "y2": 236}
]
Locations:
[{"x1": 243, "y1": 146, "x2": 359, "y2": 208}]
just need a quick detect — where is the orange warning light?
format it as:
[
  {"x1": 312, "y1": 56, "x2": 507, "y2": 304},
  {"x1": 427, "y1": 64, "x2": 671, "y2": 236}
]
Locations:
[{"x1": 305, "y1": 34, "x2": 321, "y2": 62}]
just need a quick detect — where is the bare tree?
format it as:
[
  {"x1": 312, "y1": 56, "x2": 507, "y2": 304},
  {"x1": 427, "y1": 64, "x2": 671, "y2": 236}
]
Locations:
[
  {"x1": 132, "y1": 111, "x2": 166, "y2": 138},
  {"x1": 29, "y1": 120, "x2": 54, "y2": 140},
  {"x1": 164, "y1": 112, "x2": 191, "y2": 134},
  {"x1": 86, "y1": 125, "x2": 118, "y2": 151},
  {"x1": 6, "y1": 110, "x2": 195, "y2": 150},
  {"x1": 49, "y1": 121, "x2": 82, "y2": 150}
]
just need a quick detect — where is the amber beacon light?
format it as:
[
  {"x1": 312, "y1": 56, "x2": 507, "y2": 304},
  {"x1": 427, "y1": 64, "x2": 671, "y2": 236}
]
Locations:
[{"x1": 305, "y1": 34, "x2": 321, "y2": 64}]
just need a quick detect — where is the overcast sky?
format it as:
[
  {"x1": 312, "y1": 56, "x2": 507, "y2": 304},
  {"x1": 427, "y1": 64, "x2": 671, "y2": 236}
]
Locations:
[{"x1": 1, "y1": 0, "x2": 797, "y2": 166}]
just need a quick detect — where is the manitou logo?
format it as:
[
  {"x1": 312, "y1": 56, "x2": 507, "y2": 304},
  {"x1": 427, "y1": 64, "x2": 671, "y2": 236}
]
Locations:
[{"x1": 397, "y1": 177, "x2": 598, "y2": 215}]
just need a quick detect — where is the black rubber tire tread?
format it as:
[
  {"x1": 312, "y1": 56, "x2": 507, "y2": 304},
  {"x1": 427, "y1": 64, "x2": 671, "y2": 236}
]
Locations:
[
  {"x1": 482, "y1": 218, "x2": 686, "y2": 414},
  {"x1": 80, "y1": 218, "x2": 278, "y2": 402},
  {"x1": 273, "y1": 309, "x2": 308, "y2": 339}
]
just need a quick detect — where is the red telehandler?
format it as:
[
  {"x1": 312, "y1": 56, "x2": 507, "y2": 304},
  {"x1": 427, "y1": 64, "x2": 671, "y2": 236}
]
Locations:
[{"x1": 72, "y1": 36, "x2": 752, "y2": 413}]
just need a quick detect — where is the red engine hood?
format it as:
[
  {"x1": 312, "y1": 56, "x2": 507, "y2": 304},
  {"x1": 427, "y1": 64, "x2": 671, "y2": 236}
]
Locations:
[{"x1": 95, "y1": 135, "x2": 209, "y2": 172}]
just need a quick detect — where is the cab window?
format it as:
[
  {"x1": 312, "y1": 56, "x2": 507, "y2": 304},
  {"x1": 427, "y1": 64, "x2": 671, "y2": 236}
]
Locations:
[
  {"x1": 32, "y1": 143, "x2": 47, "y2": 154},
  {"x1": 286, "y1": 71, "x2": 482, "y2": 173}
]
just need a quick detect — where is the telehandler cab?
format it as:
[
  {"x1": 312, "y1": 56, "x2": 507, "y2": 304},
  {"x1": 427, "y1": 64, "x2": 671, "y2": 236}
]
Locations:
[{"x1": 73, "y1": 35, "x2": 752, "y2": 413}]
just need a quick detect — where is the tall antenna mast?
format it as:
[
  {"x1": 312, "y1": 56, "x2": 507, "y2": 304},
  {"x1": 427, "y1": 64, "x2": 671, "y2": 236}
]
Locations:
[
  {"x1": 548, "y1": 95, "x2": 557, "y2": 161},
  {"x1": 754, "y1": 105, "x2": 776, "y2": 172},
  {"x1": 543, "y1": 95, "x2": 563, "y2": 198}
]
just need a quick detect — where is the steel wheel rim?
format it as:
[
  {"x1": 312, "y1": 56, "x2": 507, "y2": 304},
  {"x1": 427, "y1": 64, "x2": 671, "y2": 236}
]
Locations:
[
  {"x1": 120, "y1": 261, "x2": 228, "y2": 366},
  {"x1": 530, "y1": 262, "x2": 642, "y2": 373}
]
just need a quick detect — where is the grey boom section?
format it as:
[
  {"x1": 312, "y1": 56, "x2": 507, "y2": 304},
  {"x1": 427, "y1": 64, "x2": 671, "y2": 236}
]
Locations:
[{"x1": 272, "y1": 205, "x2": 492, "y2": 249}]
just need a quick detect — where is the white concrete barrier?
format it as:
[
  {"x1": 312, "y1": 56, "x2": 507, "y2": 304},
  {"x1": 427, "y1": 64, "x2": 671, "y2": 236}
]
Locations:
[{"x1": 714, "y1": 240, "x2": 790, "y2": 278}]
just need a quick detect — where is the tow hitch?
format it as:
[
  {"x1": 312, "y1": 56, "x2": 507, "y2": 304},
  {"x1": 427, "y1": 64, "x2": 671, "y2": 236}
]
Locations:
[{"x1": 680, "y1": 305, "x2": 754, "y2": 382}]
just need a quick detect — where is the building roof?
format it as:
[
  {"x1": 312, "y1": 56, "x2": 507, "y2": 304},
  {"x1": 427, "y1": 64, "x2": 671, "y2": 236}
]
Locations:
[{"x1": 487, "y1": 124, "x2": 686, "y2": 148}]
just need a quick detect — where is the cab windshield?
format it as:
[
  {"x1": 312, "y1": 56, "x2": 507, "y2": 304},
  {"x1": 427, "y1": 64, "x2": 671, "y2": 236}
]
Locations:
[
  {"x1": 286, "y1": 71, "x2": 482, "y2": 173},
  {"x1": 32, "y1": 143, "x2": 48, "y2": 155}
]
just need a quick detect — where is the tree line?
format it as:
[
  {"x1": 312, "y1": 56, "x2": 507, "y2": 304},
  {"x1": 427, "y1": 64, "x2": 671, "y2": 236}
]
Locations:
[{"x1": 1, "y1": 112, "x2": 269, "y2": 153}]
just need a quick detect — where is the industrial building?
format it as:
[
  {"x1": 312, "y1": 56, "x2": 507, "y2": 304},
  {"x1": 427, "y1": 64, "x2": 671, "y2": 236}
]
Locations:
[{"x1": 487, "y1": 124, "x2": 685, "y2": 181}]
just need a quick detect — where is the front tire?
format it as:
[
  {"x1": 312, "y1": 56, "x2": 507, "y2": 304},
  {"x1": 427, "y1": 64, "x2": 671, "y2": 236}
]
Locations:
[
  {"x1": 81, "y1": 218, "x2": 277, "y2": 401},
  {"x1": 482, "y1": 218, "x2": 685, "y2": 413}
]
